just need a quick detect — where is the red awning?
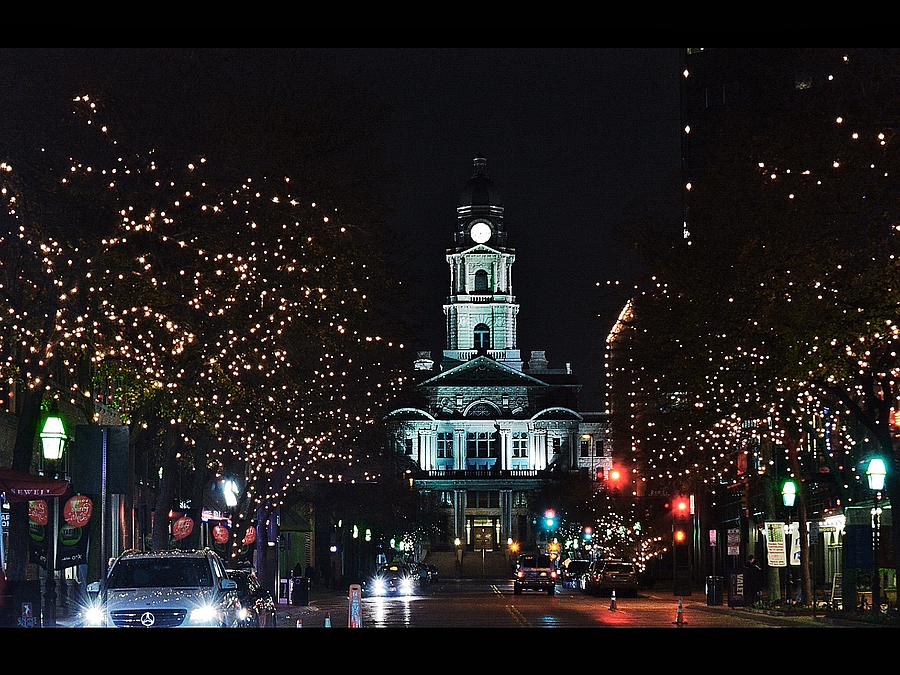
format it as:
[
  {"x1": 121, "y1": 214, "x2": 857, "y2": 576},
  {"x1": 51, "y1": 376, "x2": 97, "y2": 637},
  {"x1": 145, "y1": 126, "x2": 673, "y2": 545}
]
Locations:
[{"x1": 0, "y1": 468, "x2": 71, "y2": 503}]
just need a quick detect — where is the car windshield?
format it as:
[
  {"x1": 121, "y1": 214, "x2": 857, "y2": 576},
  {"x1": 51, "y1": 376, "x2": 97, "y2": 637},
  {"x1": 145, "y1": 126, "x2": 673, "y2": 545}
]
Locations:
[
  {"x1": 379, "y1": 564, "x2": 406, "y2": 576},
  {"x1": 108, "y1": 558, "x2": 213, "y2": 588},
  {"x1": 519, "y1": 555, "x2": 552, "y2": 568},
  {"x1": 603, "y1": 563, "x2": 634, "y2": 573}
]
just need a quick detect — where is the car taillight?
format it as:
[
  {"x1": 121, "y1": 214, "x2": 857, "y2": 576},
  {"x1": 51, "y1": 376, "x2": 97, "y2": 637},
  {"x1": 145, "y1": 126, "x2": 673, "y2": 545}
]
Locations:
[
  {"x1": 517, "y1": 571, "x2": 524, "y2": 578},
  {"x1": 550, "y1": 571, "x2": 557, "y2": 579}
]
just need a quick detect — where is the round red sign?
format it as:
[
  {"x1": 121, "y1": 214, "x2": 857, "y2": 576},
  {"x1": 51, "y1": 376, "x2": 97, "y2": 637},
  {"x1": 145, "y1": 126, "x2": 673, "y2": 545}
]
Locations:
[
  {"x1": 172, "y1": 516, "x2": 194, "y2": 541},
  {"x1": 243, "y1": 526, "x2": 257, "y2": 546},
  {"x1": 64, "y1": 496, "x2": 93, "y2": 528},
  {"x1": 213, "y1": 524, "x2": 230, "y2": 544},
  {"x1": 28, "y1": 500, "x2": 48, "y2": 526}
]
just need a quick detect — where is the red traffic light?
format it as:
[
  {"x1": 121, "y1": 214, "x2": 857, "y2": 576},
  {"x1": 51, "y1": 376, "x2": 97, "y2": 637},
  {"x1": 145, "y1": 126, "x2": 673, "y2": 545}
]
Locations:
[
  {"x1": 544, "y1": 509, "x2": 556, "y2": 519},
  {"x1": 674, "y1": 529, "x2": 687, "y2": 543},
  {"x1": 583, "y1": 526, "x2": 592, "y2": 535},
  {"x1": 609, "y1": 469, "x2": 622, "y2": 482},
  {"x1": 672, "y1": 496, "x2": 690, "y2": 518}
]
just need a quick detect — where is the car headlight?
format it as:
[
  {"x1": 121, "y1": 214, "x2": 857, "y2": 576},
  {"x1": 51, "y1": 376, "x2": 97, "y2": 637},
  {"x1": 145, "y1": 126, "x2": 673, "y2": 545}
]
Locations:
[
  {"x1": 83, "y1": 604, "x2": 105, "y2": 626},
  {"x1": 400, "y1": 577, "x2": 413, "y2": 595},
  {"x1": 372, "y1": 577, "x2": 386, "y2": 595},
  {"x1": 237, "y1": 607, "x2": 249, "y2": 621},
  {"x1": 190, "y1": 605, "x2": 222, "y2": 625}
]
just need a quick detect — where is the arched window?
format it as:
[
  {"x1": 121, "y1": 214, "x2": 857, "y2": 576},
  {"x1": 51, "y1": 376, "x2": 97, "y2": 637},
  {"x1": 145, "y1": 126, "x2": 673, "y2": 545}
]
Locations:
[
  {"x1": 474, "y1": 323, "x2": 490, "y2": 350},
  {"x1": 474, "y1": 269, "x2": 489, "y2": 292}
]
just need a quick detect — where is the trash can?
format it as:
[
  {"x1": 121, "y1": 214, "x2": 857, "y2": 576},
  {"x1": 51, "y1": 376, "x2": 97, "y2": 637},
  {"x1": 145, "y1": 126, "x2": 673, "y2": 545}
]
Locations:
[
  {"x1": 291, "y1": 576, "x2": 310, "y2": 606},
  {"x1": 706, "y1": 576, "x2": 724, "y2": 606}
]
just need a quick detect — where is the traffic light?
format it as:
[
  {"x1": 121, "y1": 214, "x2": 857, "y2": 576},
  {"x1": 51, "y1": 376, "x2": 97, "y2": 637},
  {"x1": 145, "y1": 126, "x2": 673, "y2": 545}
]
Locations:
[
  {"x1": 582, "y1": 526, "x2": 593, "y2": 542},
  {"x1": 543, "y1": 509, "x2": 557, "y2": 530},
  {"x1": 672, "y1": 496, "x2": 690, "y2": 519},
  {"x1": 671, "y1": 494, "x2": 693, "y2": 596},
  {"x1": 595, "y1": 468, "x2": 605, "y2": 482}
]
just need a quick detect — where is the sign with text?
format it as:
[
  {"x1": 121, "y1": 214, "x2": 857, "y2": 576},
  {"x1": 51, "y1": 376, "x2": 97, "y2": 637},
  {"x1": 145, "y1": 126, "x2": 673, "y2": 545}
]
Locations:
[
  {"x1": 348, "y1": 584, "x2": 363, "y2": 628},
  {"x1": 727, "y1": 528, "x2": 740, "y2": 556},
  {"x1": 764, "y1": 522, "x2": 787, "y2": 567}
]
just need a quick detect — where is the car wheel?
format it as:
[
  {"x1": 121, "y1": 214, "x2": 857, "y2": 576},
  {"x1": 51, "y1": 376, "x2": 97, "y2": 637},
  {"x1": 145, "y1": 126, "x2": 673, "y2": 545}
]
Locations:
[
  {"x1": 514, "y1": 585, "x2": 522, "y2": 595},
  {"x1": 548, "y1": 587, "x2": 555, "y2": 596}
]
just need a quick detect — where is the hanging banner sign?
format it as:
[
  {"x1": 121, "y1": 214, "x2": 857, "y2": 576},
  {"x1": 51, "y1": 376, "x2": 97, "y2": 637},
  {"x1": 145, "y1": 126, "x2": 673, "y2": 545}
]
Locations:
[
  {"x1": 788, "y1": 522, "x2": 808, "y2": 566},
  {"x1": 764, "y1": 522, "x2": 787, "y2": 567},
  {"x1": 28, "y1": 502, "x2": 49, "y2": 570},
  {"x1": 213, "y1": 524, "x2": 230, "y2": 545},
  {"x1": 727, "y1": 528, "x2": 740, "y2": 556},
  {"x1": 28, "y1": 500, "x2": 48, "y2": 527},
  {"x1": 243, "y1": 526, "x2": 257, "y2": 546},
  {"x1": 58, "y1": 520, "x2": 91, "y2": 569},
  {"x1": 172, "y1": 515, "x2": 195, "y2": 541},
  {"x1": 63, "y1": 495, "x2": 93, "y2": 528}
]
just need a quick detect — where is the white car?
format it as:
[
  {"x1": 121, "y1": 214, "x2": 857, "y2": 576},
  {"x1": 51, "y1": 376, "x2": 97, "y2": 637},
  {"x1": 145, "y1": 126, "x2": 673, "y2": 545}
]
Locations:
[{"x1": 83, "y1": 549, "x2": 242, "y2": 627}]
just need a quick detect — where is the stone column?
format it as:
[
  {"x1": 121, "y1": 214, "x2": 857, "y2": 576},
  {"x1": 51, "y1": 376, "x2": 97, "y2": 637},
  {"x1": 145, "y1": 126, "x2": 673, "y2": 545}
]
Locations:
[
  {"x1": 499, "y1": 427, "x2": 511, "y2": 471},
  {"x1": 454, "y1": 490, "x2": 467, "y2": 541},
  {"x1": 500, "y1": 490, "x2": 513, "y2": 543},
  {"x1": 455, "y1": 428, "x2": 466, "y2": 470}
]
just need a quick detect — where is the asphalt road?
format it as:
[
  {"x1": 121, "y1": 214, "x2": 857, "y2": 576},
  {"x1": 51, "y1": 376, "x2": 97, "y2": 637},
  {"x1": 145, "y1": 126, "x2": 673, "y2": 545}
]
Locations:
[{"x1": 278, "y1": 579, "x2": 828, "y2": 628}]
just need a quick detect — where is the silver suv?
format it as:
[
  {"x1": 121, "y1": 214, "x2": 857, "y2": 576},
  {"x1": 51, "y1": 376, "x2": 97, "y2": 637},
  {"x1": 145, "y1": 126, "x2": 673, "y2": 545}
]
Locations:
[{"x1": 83, "y1": 549, "x2": 242, "y2": 627}]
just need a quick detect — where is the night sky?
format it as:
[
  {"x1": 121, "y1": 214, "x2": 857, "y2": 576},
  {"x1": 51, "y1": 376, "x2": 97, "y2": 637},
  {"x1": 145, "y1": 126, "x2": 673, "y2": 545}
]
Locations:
[{"x1": 1, "y1": 48, "x2": 682, "y2": 408}]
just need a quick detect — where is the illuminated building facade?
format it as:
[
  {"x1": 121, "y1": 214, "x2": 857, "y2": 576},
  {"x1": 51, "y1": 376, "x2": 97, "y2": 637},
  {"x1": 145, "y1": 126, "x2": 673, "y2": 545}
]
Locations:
[{"x1": 385, "y1": 158, "x2": 609, "y2": 551}]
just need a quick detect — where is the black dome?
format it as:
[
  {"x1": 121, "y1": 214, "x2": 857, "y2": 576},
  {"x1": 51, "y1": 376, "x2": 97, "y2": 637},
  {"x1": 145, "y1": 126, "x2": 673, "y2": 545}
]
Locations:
[{"x1": 457, "y1": 157, "x2": 503, "y2": 207}]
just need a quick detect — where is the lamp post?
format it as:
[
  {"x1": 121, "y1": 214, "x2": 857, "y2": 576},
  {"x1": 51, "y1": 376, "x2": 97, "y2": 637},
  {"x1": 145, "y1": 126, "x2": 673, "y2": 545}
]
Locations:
[
  {"x1": 865, "y1": 457, "x2": 887, "y2": 615},
  {"x1": 454, "y1": 537, "x2": 462, "y2": 577},
  {"x1": 781, "y1": 479, "x2": 797, "y2": 607},
  {"x1": 39, "y1": 412, "x2": 70, "y2": 628}
]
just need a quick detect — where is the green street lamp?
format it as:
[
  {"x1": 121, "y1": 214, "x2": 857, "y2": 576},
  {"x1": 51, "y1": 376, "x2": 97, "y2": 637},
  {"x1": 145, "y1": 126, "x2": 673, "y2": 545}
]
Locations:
[
  {"x1": 865, "y1": 458, "x2": 887, "y2": 491},
  {"x1": 39, "y1": 413, "x2": 68, "y2": 462},
  {"x1": 38, "y1": 412, "x2": 70, "y2": 628},
  {"x1": 781, "y1": 480, "x2": 797, "y2": 508},
  {"x1": 781, "y1": 479, "x2": 798, "y2": 606},
  {"x1": 866, "y1": 457, "x2": 887, "y2": 615}
]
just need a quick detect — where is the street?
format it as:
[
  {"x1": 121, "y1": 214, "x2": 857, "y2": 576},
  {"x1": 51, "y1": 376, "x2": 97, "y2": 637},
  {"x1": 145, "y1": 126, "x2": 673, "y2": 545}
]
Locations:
[{"x1": 278, "y1": 580, "x2": 829, "y2": 628}]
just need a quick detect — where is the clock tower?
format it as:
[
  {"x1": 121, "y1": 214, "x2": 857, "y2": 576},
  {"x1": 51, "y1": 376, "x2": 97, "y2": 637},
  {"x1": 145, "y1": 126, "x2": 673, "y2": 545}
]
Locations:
[{"x1": 443, "y1": 158, "x2": 522, "y2": 371}]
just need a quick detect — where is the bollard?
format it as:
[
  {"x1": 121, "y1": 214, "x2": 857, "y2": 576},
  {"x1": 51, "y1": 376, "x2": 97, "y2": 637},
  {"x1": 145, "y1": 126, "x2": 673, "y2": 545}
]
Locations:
[
  {"x1": 296, "y1": 617, "x2": 303, "y2": 628},
  {"x1": 608, "y1": 589, "x2": 617, "y2": 612},
  {"x1": 324, "y1": 613, "x2": 332, "y2": 628},
  {"x1": 673, "y1": 598, "x2": 687, "y2": 625}
]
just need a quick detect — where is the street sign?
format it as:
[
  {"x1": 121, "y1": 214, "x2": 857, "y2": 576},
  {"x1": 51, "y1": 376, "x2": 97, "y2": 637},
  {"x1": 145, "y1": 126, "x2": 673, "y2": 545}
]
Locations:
[
  {"x1": 727, "y1": 528, "x2": 740, "y2": 556},
  {"x1": 709, "y1": 529, "x2": 717, "y2": 546},
  {"x1": 764, "y1": 522, "x2": 787, "y2": 567},
  {"x1": 348, "y1": 584, "x2": 363, "y2": 628},
  {"x1": 18, "y1": 603, "x2": 35, "y2": 628}
]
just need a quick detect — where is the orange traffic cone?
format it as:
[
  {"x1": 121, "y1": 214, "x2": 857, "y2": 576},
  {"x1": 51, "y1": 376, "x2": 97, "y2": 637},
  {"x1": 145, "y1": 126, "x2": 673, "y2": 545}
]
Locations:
[
  {"x1": 296, "y1": 617, "x2": 303, "y2": 628},
  {"x1": 608, "y1": 589, "x2": 618, "y2": 611},
  {"x1": 324, "y1": 613, "x2": 332, "y2": 628},
  {"x1": 673, "y1": 598, "x2": 687, "y2": 625}
]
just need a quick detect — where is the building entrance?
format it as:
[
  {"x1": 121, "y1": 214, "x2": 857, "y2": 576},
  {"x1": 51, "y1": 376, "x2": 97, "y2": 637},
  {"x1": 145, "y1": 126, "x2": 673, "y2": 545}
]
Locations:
[{"x1": 466, "y1": 517, "x2": 499, "y2": 551}]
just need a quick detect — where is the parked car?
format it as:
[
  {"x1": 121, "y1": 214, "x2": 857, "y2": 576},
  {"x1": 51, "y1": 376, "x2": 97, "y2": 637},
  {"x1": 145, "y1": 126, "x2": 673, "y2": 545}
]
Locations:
[
  {"x1": 582, "y1": 560, "x2": 638, "y2": 597},
  {"x1": 561, "y1": 559, "x2": 591, "y2": 588},
  {"x1": 82, "y1": 549, "x2": 242, "y2": 627},
  {"x1": 365, "y1": 563, "x2": 417, "y2": 597},
  {"x1": 226, "y1": 565, "x2": 277, "y2": 628},
  {"x1": 513, "y1": 553, "x2": 557, "y2": 596}
]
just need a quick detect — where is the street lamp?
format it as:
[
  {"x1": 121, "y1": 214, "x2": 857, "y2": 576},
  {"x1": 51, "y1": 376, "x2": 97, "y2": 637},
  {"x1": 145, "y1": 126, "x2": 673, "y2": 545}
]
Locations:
[
  {"x1": 866, "y1": 457, "x2": 887, "y2": 615},
  {"x1": 781, "y1": 480, "x2": 797, "y2": 606},
  {"x1": 39, "y1": 412, "x2": 70, "y2": 628}
]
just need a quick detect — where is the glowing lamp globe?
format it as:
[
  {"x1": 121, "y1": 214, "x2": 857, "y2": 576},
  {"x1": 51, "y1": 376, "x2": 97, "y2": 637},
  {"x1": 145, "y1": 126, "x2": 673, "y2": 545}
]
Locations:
[
  {"x1": 781, "y1": 480, "x2": 797, "y2": 508},
  {"x1": 39, "y1": 414, "x2": 68, "y2": 461},
  {"x1": 866, "y1": 458, "x2": 887, "y2": 491}
]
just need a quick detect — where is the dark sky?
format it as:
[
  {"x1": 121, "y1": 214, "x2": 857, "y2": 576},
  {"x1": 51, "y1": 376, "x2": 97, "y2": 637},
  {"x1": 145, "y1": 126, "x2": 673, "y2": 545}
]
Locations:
[{"x1": 1, "y1": 48, "x2": 682, "y2": 408}]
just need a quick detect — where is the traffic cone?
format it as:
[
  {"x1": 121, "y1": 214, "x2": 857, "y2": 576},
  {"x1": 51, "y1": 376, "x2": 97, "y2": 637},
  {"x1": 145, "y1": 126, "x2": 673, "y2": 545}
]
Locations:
[
  {"x1": 296, "y1": 618, "x2": 303, "y2": 628},
  {"x1": 673, "y1": 598, "x2": 687, "y2": 625},
  {"x1": 324, "y1": 613, "x2": 332, "y2": 628},
  {"x1": 608, "y1": 589, "x2": 617, "y2": 611}
]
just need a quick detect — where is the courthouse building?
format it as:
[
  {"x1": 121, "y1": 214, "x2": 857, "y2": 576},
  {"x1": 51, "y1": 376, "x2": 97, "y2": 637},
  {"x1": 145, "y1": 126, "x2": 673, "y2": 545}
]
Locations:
[{"x1": 384, "y1": 158, "x2": 609, "y2": 551}]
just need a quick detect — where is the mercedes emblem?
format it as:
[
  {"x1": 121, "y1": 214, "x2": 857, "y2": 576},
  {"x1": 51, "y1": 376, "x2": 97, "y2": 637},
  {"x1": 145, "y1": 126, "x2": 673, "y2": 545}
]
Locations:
[{"x1": 140, "y1": 611, "x2": 156, "y2": 627}]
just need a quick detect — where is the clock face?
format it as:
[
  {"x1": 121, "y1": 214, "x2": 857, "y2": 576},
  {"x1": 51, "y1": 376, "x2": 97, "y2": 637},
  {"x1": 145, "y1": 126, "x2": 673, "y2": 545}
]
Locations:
[{"x1": 470, "y1": 221, "x2": 492, "y2": 244}]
